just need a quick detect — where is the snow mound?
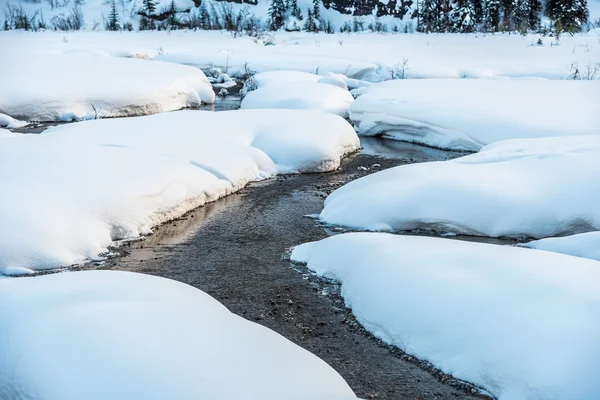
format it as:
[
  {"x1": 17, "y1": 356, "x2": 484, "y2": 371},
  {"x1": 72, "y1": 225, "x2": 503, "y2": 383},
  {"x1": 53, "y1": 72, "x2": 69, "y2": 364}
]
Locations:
[
  {"x1": 291, "y1": 232, "x2": 600, "y2": 400},
  {"x1": 0, "y1": 270, "x2": 357, "y2": 400},
  {"x1": 0, "y1": 112, "x2": 27, "y2": 128},
  {"x1": 0, "y1": 54, "x2": 215, "y2": 122},
  {"x1": 523, "y1": 231, "x2": 600, "y2": 261},
  {"x1": 241, "y1": 70, "x2": 354, "y2": 117},
  {"x1": 0, "y1": 110, "x2": 359, "y2": 272},
  {"x1": 350, "y1": 79, "x2": 600, "y2": 151},
  {"x1": 320, "y1": 135, "x2": 600, "y2": 238}
]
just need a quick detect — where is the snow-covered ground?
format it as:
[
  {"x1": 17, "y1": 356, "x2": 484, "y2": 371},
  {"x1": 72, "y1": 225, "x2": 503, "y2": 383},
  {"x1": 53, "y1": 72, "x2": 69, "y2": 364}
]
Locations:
[
  {"x1": 523, "y1": 231, "x2": 600, "y2": 261},
  {"x1": 320, "y1": 135, "x2": 600, "y2": 238},
  {"x1": 350, "y1": 79, "x2": 600, "y2": 150},
  {"x1": 0, "y1": 54, "x2": 215, "y2": 122},
  {"x1": 0, "y1": 270, "x2": 357, "y2": 400},
  {"x1": 1, "y1": 30, "x2": 598, "y2": 81},
  {"x1": 0, "y1": 110, "x2": 359, "y2": 273},
  {"x1": 241, "y1": 70, "x2": 354, "y2": 116},
  {"x1": 291, "y1": 232, "x2": 600, "y2": 400},
  {"x1": 0, "y1": 112, "x2": 28, "y2": 128}
]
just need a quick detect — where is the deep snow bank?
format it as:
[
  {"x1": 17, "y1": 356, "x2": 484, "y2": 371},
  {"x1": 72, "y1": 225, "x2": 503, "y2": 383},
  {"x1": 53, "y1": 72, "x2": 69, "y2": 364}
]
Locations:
[
  {"x1": 320, "y1": 135, "x2": 600, "y2": 238},
  {"x1": 241, "y1": 70, "x2": 354, "y2": 117},
  {"x1": 0, "y1": 110, "x2": 359, "y2": 272},
  {"x1": 523, "y1": 231, "x2": 600, "y2": 261},
  {"x1": 0, "y1": 270, "x2": 357, "y2": 400},
  {"x1": 350, "y1": 79, "x2": 600, "y2": 151},
  {"x1": 0, "y1": 54, "x2": 215, "y2": 122},
  {"x1": 291, "y1": 232, "x2": 600, "y2": 400}
]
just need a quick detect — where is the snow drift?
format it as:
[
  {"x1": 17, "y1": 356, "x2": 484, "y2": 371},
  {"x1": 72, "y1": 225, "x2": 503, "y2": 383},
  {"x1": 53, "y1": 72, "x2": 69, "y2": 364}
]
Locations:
[
  {"x1": 0, "y1": 270, "x2": 357, "y2": 400},
  {"x1": 523, "y1": 231, "x2": 600, "y2": 261},
  {"x1": 0, "y1": 110, "x2": 359, "y2": 273},
  {"x1": 241, "y1": 70, "x2": 354, "y2": 117},
  {"x1": 350, "y1": 79, "x2": 600, "y2": 151},
  {"x1": 320, "y1": 135, "x2": 600, "y2": 238},
  {"x1": 0, "y1": 54, "x2": 215, "y2": 122},
  {"x1": 291, "y1": 232, "x2": 600, "y2": 400}
]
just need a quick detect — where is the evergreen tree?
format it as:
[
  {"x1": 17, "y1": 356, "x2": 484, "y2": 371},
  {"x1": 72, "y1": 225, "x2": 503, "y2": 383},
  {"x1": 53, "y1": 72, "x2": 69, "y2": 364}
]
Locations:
[
  {"x1": 545, "y1": 0, "x2": 588, "y2": 31},
  {"x1": 268, "y1": 0, "x2": 286, "y2": 30},
  {"x1": 527, "y1": 0, "x2": 542, "y2": 29},
  {"x1": 107, "y1": 0, "x2": 120, "y2": 31},
  {"x1": 139, "y1": 0, "x2": 157, "y2": 30},
  {"x1": 500, "y1": 0, "x2": 514, "y2": 30},
  {"x1": 473, "y1": 0, "x2": 483, "y2": 22},
  {"x1": 483, "y1": 0, "x2": 501, "y2": 30},
  {"x1": 312, "y1": 0, "x2": 321, "y2": 21},
  {"x1": 437, "y1": 0, "x2": 452, "y2": 31},
  {"x1": 451, "y1": 0, "x2": 477, "y2": 31},
  {"x1": 143, "y1": 0, "x2": 156, "y2": 14},
  {"x1": 290, "y1": 0, "x2": 303, "y2": 20},
  {"x1": 418, "y1": 0, "x2": 439, "y2": 32},
  {"x1": 167, "y1": 0, "x2": 179, "y2": 28},
  {"x1": 512, "y1": 0, "x2": 529, "y2": 29},
  {"x1": 304, "y1": 8, "x2": 317, "y2": 31},
  {"x1": 198, "y1": 1, "x2": 211, "y2": 29}
]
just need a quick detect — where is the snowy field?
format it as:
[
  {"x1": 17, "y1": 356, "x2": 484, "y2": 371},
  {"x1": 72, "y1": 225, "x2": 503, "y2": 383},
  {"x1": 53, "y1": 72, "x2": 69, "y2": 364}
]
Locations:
[
  {"x1": 0, "y1": 270, "x2": 357, "y2": 400},
  {"x1": 292, "y1": 232, "x2": 600, "y2": 400},
  {"x1": 320, "y1": 135, "x2": 600, "y2": 238},
  {"x1": 1, "y1": 30, "x2": 599, "y2": 81},
  {"x1": 0, "y1": 110, "x2": 358, "y2": 273}
]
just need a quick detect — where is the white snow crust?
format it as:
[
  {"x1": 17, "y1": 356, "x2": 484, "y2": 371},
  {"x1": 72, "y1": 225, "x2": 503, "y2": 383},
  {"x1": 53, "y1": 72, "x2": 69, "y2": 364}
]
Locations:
[
  {"x1": 291, "y1": 232, "x2": 600, "y2": 400},
  {"x1": 1, "y1": 31, "x2": 598, "y2": 81},
  {"x1": 523, "y1": 231, "x2": 600, "y2": 261},
  {"x1": 350, "y1": 79, "x2": 600, "y2": 151},
  {"x1": 0, "y1": 112, "x2": 28, "y2": 128},
  {"x1": 0, "y1": 110, "x2": 359, "y2": 272},
  {"x1": 0, "y1": 54, "x2": 215, "y2": 122},
  {"x1": 0, "y1": 270, "x2": 357, "y2": 400},
  {"x1": 241, "y1": 70, "x2": 354, "y2": 116},
  {"x1": 320, "y1": 135, "x2": 600, "y2": 238}
]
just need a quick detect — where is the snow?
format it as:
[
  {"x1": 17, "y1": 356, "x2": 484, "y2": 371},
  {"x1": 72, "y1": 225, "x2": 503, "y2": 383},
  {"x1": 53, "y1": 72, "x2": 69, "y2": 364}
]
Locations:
[
  {"x1": 0, "y1": 110, "x2": 359, "y2": 272},
  {"x1": 350, "y1": 79, "x2": 600, "y2": 151},
  {"x1": 0, "y1": 112, "x2": 28, "y2": 128},
  {"x1": 1, "y1": 31, "x2": 598, "y2": 81},
  {"x1": 0, "y1": 270, "x2": 357, "y2": 400},
  {"x1": 241, "y1": 70, "x2": 354, "y2": 116},
  {"x1": 320, "y1": 135, "x2": 600, "y2": 238},
  {"x1": 523, "y1": 231, "x2": 600, "y2": 261},
  {"x1": 291, "y1": 232, "x2": 600, "y2": 400},
  {"x1": 0, "y1": 54, "x2": 215, "y2": 122}
]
